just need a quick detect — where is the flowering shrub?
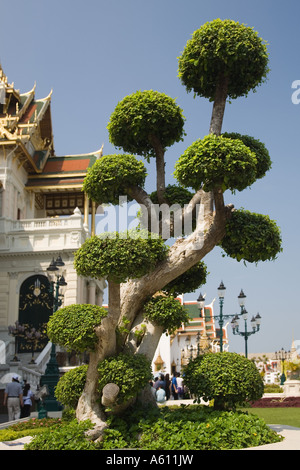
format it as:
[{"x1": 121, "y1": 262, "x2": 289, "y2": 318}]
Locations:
[{"x1": 9, "y1": 417, "x2": 62, "y2": 431}]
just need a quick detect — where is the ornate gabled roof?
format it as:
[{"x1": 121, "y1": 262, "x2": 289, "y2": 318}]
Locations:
[
  {"x1": 0, "y1": 65, "x2": 103, "y2": 194},
  {"x1": 0, "y1": 65, "x2": 54, "y2": 173}
]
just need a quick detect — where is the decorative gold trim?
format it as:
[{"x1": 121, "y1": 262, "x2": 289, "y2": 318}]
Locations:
[
  {"x1": 25, "y1": 184, "x2": 83, "y2": 191},
  {"x1": 27, "y1": 172, "x2": 87, "y2": 179}
]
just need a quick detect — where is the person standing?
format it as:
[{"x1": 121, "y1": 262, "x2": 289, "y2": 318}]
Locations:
[
  {"x1": 3, "y1": 375, "x2": 23, "y2": 421},
  {"x1": 171, "y1": 372, "x2": 178, "y2": 400},
  {"x1": 165, "y1": 373, "x2": 171, "y2": 400},
  {"x1": 21, "y1": 383, "x2": 34, "y2": 418},
  {"x1": 176, "y1": 373, "x2": 184, "y2": 399}
]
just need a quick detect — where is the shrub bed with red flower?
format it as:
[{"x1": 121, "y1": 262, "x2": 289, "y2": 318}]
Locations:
[{"x1": 250, "y1": 397, "x2": 300, "y2": 407}]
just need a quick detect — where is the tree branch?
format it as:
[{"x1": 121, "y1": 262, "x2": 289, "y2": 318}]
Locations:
[{"x1": 119, "y1": 201, "x2": 233, "y2": 336}]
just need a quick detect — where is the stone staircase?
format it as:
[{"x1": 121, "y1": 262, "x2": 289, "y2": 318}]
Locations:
[{"x1": 0, "y1": 341, "x2": 52, "y2": 392}]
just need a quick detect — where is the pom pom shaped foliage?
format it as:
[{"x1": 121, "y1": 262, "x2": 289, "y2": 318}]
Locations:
[
  {"x1": 222, "y1": 132, "x2": 272, "y2": 180},
  {"x1": 150, "y1": 184, "x2": 194, "y2": 206},
  {"x1": 107, "y1": 90, "x2": 185, "y2": 159},
  {"x1": 220, "y1": 209, "x2": 282, "y2": 263},
  {"x1": 183, "y1": 352, "x2": 264, "y2": 410},
  {"x1": 74, "y1": 229, "x2": 168, "y2": 283},
  {"x1": 83, "y1": 154, "x2": 147, "y2": 205},
  {"x1": 55, "y1": 365, "x2": 88, "y2": 409},
  {"x1": 47, "y1": 304, "x2": 107, "y2": 353},
  {"x1": 163, "y1": 261, "x2": 208, "y2": 297},
  {"x1": 178, "y1": 19, "x2": 269, "y2": 100},
  {"x1": 174, "y1": 134, "x2": 258, "y2": 192},
  {"x1": 98, "y1": 353, "x2": 152, "y2": 404},
  {"x1": 143, "y1": 295, "x2": 190, "y2": 334}
]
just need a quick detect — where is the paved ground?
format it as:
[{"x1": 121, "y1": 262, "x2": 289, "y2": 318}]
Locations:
[
  {"x1": 0, "y1": 403, "x2": 300, "y2": 450},
  {"x1": 245, "y1": 425, "x2": 300, "y2": 450}
]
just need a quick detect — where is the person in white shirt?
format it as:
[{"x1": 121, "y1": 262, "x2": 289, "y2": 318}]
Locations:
[
  {"x1": 176, "y1": 373, "x2": 184, "y2": 399},
  {"x1": 156, "y1": 385, "x2": 166, "y2": 404}
]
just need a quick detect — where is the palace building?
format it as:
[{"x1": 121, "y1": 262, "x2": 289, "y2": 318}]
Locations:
[
  {"x1": 152, "y1": 297, "x2": 229, "y2": 376},
  {"x1": 0, "y1": 66, "x2": 105, "y2": 392}
]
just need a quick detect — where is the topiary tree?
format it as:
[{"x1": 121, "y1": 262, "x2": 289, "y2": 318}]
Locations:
[
  {"x1": 183, "y1": 352, "x2": 264, "y2": 410},
  {"x1": 48, "y1": 19, "x2": 282, "y2": 441}
]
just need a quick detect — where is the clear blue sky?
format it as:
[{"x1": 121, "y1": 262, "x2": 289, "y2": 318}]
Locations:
[{"x1": 1, "y1": 0, "x2": 299, "y2": 355}]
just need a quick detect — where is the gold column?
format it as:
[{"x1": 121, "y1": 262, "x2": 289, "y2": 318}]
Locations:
[
  {"x1": 91, "y1": 201, "x2": 96, "y2": 236},
  {"x1": 84, "y1": 192, "x2": 89, "y2": 228}
]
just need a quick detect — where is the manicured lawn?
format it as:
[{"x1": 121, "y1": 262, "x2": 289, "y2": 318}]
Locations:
[{"x1": 244, "y1": 408, "x2": 300, "y2": 428}]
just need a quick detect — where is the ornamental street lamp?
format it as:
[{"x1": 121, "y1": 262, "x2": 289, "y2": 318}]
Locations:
[
  {"x1": 198, "y1": 282, "x2": 234, "y2": 352},
  {"x1": 275, "y1": 348, "x2": 290, "y2": 385},
  {"x1": 197, "y1": 293, "x2": 205, "y2": 317},
  {"x1": 208, "y1": 282, "x2": 237, "y2": 352},
  {"x1": 39, "y1": 255, "x2": 67, "y2": 415},
  {"x1": 197, "y1": 284, "x2": 261, "y2": 354},
  {"x1": 198, "y1": 283, "x2": 229, "y2": 352},
  {"x1": 231, "y1": 299, "x2": 261, "y2": 358}
]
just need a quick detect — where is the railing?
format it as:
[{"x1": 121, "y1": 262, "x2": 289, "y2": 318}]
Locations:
[
  {"x1": 0, "y1": 208, "x2": 89, "y2": 252},
  {"x1": 0, "y1": 209, "x2": 86, "y2": 233}
]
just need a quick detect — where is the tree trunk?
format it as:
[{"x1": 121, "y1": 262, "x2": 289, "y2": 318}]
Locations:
[
  {"x1": 148, "y1": 133, "x2": 167, "y2": 204},
  {"x1": 209, "y1": 76, "x2": 229, "y2": 136},
  {"x1": 76, "y1": 280, "x2": 121, "y2": 440},
  {"x1": 120, "y1": 192, "x2": 231, "y2": 335}
]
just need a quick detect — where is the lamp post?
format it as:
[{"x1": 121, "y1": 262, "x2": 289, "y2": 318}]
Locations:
[
  {"x1": 231, "y1": 290, "x2": 261, "y2": 358},
  {"x1": 275, "y1": 348, "x2": 290, "y2": 385},
  {"x1": 39, "y1": 255, "x2": 67, "y2": 415},
  {"x1": 204, "y1": 282, "x2": 237, "y2": 352}
]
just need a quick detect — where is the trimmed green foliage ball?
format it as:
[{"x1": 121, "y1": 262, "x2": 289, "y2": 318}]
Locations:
[
  {"x1": 174, "y1": 134, "x2": 257, "y2": 192},
  {"x1": 178, "y1": 19, "x2": 269, "y2": 100},
  {"x1": 220, "y1": 209, "x2": 282, "y2": 263},
  {"x1": 107, "y1": 90, "x2": 185, "y2": 158},
  {"x1": 55, "y1": 365, "x2": 88, "y2": 409},
  {"x1": 74, "y1": 230, "x2": 168, "y2": 283},
  {"x1": 162, "y1": 261, "x2": 208, "y2": 297},
  {"x1": 47, "y1": 304, "x2": 107, "y2": 353},
  {"x1": 143, "y1": 295, "x2": 190, "y2": 334},
  {"x1": 98, "y1": 353, "x2": 152, "y2": 404},
  {"x1": 83, "y1": 154, "x2": 147, "y2": 205},
  {"x1": 183, "y1": 352, "x2": 264, "y2": 410},
  {"x1": 150, "y1": 184, "x2": 194, "y2": 206},
  {"x1": 222, "y1": 132, "x2": 272, "y2": 180}
]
